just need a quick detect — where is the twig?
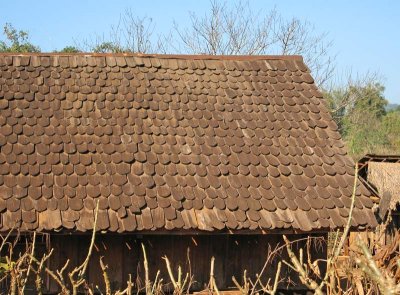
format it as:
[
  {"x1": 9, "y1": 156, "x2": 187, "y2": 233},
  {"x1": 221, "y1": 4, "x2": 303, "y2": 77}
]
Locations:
[
  {"x1": 141, "y1": 243, "x2": 152, "y2": 295},
  {"x1": 356, "y1": 238, "x2": 400, "y2": 294},
  {"x1": 29, "y1": 249, "x2": 71, "y2": 295},
  {"x1": 69, "y1": 200, "x2": 99, "y2": 295},
  {"x1": 185, "y1": 247, "x2": 193, "y2": 295},
  {"x1": 34, "y1": 249, "x2": 53, "y2": 295},
  {"x1": 209, "y1": 257, "x2": 220, "y2": 295},
  {"x1": 56, "y1": 259, "x2": 70, "y2": 287},
  {"x1": 267, "y1": 261, "x2": 281, "y2": 295},
  {"x1": 282, "y1": 164, "x2": 360, "y2": 294},
  {"x1": 163, "y1": 255, "x2": 177, "y2": 290},
  {"x1": 283, "y1": 235, "x2": 324, "y2": 295},
  {"x1": 232, "y1": 275, "x2": 247, "y2": 295},
  {"x1": 21, "y1": 232, "x2": 36, "y2": 294},
  {"x1": 0, "y1": 228, "x2": 14, "y2": 252},
  {"x1": 100, "y1": 256, "x2": 112, "y2": 295},
  {"x1": 332, "y1": 164, "x2": 359, "y2": 260}
]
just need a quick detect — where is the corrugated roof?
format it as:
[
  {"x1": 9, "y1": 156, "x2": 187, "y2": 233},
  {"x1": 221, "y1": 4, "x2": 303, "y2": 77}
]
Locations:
[{"x1": 0, "y1": 54, "x2": 377, "y2": 233}]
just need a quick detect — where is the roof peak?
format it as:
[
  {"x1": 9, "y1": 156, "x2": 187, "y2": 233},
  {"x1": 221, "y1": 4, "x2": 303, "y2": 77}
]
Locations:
[{"x1": 0, "y1": 52, "x2": 303, "y2": 61}]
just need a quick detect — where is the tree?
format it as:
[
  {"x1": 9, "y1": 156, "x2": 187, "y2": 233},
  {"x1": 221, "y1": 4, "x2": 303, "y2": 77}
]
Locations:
[
  {"x1": 91, "y1": 42, "x2": 123, "y2": 53},
  {"x1": 0, "y1": 23, "x2": 40, "y2": 52},
  {"x1": 382, "y1": 108, "x2": 400, "y2": 152},
  {"x1": 82, "y1": 10, "x2": 158, "y2": 54},
  {"x1": 173, "y1": 1, "x2": 335, "y2": 86},
  {"x1": 57, "y1": 46, "x2": 81, "y2": 53},
  {"x1": 325, "y1": 73, "x2": 381, "y2": 131},
  {"x1": 325, "y1": 80, "x2": 395, "y2": 158},
  {"x1": 79, "y1": 1, "x2": 335, "y2": 86}
]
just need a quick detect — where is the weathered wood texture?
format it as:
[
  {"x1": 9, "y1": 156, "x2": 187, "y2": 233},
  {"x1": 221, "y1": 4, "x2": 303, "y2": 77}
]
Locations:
[
  {"x1": 0, "y1": 54, "x2": 377, "y2": 234},
  {"x1": 42, "y1": 233, "x2": 327, "y2": 293}
]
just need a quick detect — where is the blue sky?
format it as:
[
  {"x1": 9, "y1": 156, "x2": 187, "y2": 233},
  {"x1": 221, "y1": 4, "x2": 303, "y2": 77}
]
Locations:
[{"x1": 1, "y1": 0, "x2": 399, "y2": 103}]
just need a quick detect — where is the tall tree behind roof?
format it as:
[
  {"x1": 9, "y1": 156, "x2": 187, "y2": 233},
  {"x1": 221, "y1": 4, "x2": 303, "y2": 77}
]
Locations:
[
  {"x1": 84, "y1": 1, "x2": 335, "y2": 87},
  {"x1": 324, "y1": 79, "x2": 400, "y2": 158},
  {"x1": 81, "y1": 10, "x2": 157, "y2": 54},
  {"x1": 0, "y1": 23, "x2": 40, "y2": 53},
  {"x1": 172, "y1": 1, "x2": 335, "y2": 86}
]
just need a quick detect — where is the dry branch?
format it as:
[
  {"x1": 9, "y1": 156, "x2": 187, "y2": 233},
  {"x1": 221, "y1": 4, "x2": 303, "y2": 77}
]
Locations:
[
  {"x1": 100, "y1": 256, "x2": 111, "y2": 295},
  {"x1": 208, "y1": 257, "x2": 220, "y2": 295},
  {"x1": 141, "y1": 243, "x2": 151, "y2": 295},
  {"x1": 68, "y1": 200, "x2": 99, "y2": 295}
]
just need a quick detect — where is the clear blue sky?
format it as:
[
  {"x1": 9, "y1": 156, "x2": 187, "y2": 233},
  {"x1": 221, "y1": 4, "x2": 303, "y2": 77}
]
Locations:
[{"x1": 1, "y1": 0, "x2": 399, "y2": 103}]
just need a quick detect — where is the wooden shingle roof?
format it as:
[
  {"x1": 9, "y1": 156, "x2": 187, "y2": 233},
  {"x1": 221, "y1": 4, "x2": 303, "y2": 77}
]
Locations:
[{"x1": 0, "y1": 53, "x2": 377, "y2": 233}]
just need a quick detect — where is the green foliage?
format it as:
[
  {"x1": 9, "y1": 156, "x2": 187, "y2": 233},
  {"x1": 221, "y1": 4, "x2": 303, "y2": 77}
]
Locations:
[
  {"x1": 386, "y1": 103, "x2": 400, "y2": 112},
  {"x1": 325, "y1": 82, "x2": 386, "y2": 130},
  {"x1": 351, "y1": 83, "x2": 387, "y2": 118},
  {"x1": 0, "y1": 23, "x2": 40, "y2": 52},
  {"x1": 344, "y1": 117, "x2": 389, "y2": 158},
  {"x1": 91, "y1": 41, "x2": 124, "y2": 53},
  {"x1": 0, "y1": 256, "x2": 14, "y2": 275},
  {"x1": 342, "y1": 83, "x2": 388, "y2": 157},
  {"x1": 325, "y1": 81, "x2": 399, "y2": 159},
  {"x1": 382, "y1": 108, "x2": 400, "y2": 151},
  {"x1": 325, "y1": 89, "x2": 348, "y2": 133},
  {"x1": 57, "y1": 46, "x2": 81, "y2": 53}
]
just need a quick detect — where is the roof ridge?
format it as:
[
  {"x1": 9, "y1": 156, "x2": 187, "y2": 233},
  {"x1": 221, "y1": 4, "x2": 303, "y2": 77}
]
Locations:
[{"x1": 0, "y1": 52, "x2": 303, "y2": 61}]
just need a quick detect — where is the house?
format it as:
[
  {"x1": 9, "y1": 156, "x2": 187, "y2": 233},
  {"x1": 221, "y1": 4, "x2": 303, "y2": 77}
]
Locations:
[
  {"x1": 0, "y1": 53, "x2": 377, "y2": 293},
  {"x1": 358, "y1": 154, "x2": 400, "y2": 243}
]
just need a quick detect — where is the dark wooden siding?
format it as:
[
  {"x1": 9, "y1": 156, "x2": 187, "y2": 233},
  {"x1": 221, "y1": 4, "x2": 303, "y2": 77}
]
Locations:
[{"x1": 8, "y1": 233, "x2": 327, "y2": 294}]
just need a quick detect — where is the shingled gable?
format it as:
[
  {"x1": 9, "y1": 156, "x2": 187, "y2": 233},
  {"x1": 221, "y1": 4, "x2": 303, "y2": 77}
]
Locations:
[{"x1": 0, "y1": 53, "x2": 377, "y2": 233}]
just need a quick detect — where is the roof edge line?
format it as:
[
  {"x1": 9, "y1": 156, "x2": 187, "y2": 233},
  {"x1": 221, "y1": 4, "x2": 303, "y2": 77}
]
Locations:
[{"x1": 0, "y1": 52, "x2": 304, "y2": 61}]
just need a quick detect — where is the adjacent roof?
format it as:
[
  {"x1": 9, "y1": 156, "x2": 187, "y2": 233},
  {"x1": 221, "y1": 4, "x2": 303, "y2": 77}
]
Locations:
[
  {"x1": 0, "y1": 53, "x2": 377, "y2": 233},
  {"x1": 359, "y1": 154, "x2": 400, "y2": 163},
  {"x1": 359, "y1": 154, "x2": 400, "y2": 211}
]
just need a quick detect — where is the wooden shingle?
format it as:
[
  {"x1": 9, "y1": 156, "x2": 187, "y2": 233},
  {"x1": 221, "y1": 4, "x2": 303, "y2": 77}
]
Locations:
[{"x1": 0, "y1": 53, "x2": 377, "y2": 233}]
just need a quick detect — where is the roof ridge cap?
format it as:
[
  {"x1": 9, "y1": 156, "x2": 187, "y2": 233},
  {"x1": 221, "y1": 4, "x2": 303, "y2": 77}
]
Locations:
[{"x1": 0, "y1": 52, "x2": 303, "y2": 61}]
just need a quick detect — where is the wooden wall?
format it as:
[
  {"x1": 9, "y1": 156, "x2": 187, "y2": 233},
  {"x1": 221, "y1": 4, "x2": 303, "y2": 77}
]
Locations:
[{"x1": 9, "y1": 233, "x2": 327, "y2": 294}]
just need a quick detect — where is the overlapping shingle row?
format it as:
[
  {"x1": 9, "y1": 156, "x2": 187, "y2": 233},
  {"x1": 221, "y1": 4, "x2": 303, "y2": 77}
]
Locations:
[{"x1": 0, "y1": 54, "x2": 377, "y2": 232}]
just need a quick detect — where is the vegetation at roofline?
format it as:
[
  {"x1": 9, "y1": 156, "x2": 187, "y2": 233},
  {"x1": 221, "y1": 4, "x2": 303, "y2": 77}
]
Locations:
[
  {"x1": 56, "y1": 46, "x2": 81, "y2": 53},
  {"x1": 325, "y1": 78, "x2": 400, "y2": 159},
  {"x1": 0, "y1": 23, "x2": 40, "y2": 53}
]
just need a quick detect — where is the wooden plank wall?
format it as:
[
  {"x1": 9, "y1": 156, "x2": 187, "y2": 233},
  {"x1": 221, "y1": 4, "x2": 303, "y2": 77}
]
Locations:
[{"x1": 41, "y1": 233, "x2": 326, "y2": 293}]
